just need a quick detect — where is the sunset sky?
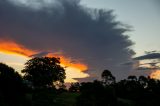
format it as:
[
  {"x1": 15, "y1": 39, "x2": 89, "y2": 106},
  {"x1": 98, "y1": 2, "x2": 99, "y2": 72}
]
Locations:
[{"x1": 0, "y1": 0, "x2": 160, "y2": 82}]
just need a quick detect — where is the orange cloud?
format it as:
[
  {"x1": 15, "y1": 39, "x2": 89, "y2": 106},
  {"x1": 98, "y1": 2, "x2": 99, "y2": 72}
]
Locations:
[
  {"x1": 150, "y1": 70, "x2": 160, "y2": 80},
  {"x1": 47, "y1": 53, "x2": 88, "y2": 71},
  {"x1": 47, "y1": 53, "x2": 89, "y2": 82},
  {"x1": 0, "y1": 39, "x2": 89, "y2": 82},
  {"x1": 0, "y1": 39, "x2": 37, "y2": 57}
]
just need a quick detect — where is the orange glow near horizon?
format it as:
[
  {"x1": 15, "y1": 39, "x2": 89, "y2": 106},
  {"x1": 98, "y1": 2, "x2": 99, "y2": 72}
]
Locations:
[
  {"x1": 0, "y1": 39, "x2": 37, "y2": 57},
  {"x1": 47, "y1": 53, "x2": 88, "y2": 71},
  {"x1": 150, "y1": 70, "x2": 160, "y2": 80},
  {"x1": 0, "y1": 39, "x2": 89, "y2": 82}
]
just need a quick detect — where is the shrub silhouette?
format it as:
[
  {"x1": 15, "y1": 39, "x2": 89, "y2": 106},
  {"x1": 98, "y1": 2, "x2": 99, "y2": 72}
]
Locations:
[
  {"x1": 77, "y1": 80, "x2": 117, "y2": 106},
  {"x1": 0, "y1": 63, "x2": 27, "y2": 106}
]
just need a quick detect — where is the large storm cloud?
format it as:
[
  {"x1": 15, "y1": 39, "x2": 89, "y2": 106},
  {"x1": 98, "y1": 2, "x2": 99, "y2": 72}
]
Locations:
[{"x1": 0, "y1": 0, "x2": 135, "y2": 81}]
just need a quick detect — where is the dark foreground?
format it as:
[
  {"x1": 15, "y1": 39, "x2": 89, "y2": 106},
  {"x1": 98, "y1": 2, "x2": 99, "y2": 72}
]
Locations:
[{"x1": 1, "y1": 58, "x2": 160, "y2": 106}]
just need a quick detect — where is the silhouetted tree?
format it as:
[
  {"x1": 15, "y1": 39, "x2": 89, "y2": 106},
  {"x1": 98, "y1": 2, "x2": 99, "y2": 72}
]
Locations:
[
  {"x1": 22, "y1": 57, "x2": 66, "y2": 106},
  {"x1": 69, "y1": 82, "x2": 80, "y2": 92},
  {"x1": 138, "y1": 76, "x2": 148, "y2": 88},
  {"x1": 77, "y1": 80, "x2": 117, "y2": 106},
  {"x1": 0, "y1": 63, "x2": 27, "y2": 106},
  {"x1": 22, "y1": 57, "x2": 66, "y2": 88},
  {"x1": 127, "y1": 75, "x2": 137, "y2": 81},
  {"x1": 115, "y1": 79, "x2": 128, "y2": 98},
  {"x1": 101, "y1": 70, "x2": 115, "y2": 85}
]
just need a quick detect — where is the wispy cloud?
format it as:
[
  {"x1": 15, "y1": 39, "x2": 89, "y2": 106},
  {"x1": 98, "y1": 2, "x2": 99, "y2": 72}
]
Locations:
[{"x1": 134, "y1": 53, "x2": 160, "y2": 60}]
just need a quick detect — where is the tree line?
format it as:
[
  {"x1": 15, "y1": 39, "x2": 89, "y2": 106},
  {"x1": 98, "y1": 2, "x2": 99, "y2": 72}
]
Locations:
[
  {"x1": 0, "y1": 57, "x2": 66, "y2": 106},
  {"x1": 70, "y1": 70, "x2": 160, "y2": 106},
  {"x1": 0, "y1": 57, "x2": 160, "y2": 106}
]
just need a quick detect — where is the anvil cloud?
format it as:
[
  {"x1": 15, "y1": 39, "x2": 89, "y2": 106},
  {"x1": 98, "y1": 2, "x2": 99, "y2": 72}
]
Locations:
[{"x1": 0, "y1": 0, "x2": 135, "y2": 81}]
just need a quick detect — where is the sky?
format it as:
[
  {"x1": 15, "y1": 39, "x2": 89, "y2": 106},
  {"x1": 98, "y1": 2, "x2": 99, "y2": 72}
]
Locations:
[
  {"x1": 0, "y1": 0, "x2": 160, "y2": 82},
  {"x1": 81, "y1": 0, "x2": 160, "y2": 56}
]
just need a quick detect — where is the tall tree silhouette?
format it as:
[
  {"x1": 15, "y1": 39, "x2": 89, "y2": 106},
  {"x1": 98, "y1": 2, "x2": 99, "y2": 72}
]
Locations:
[
  {"x1": 22, "y1": 57, "x2": 66, "y2": 88},
  {"x1": 101, "y1": 70, "x2": 115, "y2": 85}
]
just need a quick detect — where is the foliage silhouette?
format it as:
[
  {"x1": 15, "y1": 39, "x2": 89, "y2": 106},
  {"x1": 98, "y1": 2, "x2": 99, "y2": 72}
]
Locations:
[
  {"x1": 0, "y1": 63, "x2": 27, "y2": 106},
  {"x1": 1, "y1": 59, "x2": 160, "y2": 106},
  {"x1": 22, "y1": 57, "x2": 66, "y2": 88},
  {"x1": 69, "y1": 82, "x2": 80, "y2": 92},
  {"x1": 101, "y1": 69, "x2": 116, "y2": 85},
  {"x1": 138, "y1": 75, "x2": 148, "y2": 88},
  {"x1": 32, "y1": 87, "x2": 57, "y2": 106},
  {"x1": 21, "y1": 57, "x2": 67, "y2": 106},
  {"x1": 127, "y1": 75, "x2": 137, "y2": 81},
  {"x1": 76, "y1": 80, "x2": 117, "y2": 106}
]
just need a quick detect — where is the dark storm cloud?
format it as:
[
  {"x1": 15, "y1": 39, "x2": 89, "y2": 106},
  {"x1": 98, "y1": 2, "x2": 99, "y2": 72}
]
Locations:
[
  {"x1": 122, "y1": 61, "x2": 134, "y2": 66},
  {"x1": 0, "y1": 0, "x2": 135, "y2": 81},
  {"x1": 134, "y1": 53, "x2": 160, "y2": 60}
]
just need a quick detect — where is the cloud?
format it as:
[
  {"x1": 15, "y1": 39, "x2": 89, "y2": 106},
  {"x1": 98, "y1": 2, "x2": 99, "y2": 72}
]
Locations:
[
  {"x1": 136, "y1": 67, "x2": 160, "y2": 71},
  {"x1": 150, "y1": 70, "x2": 160, "y2": 80},
  {"x1": 140, "y1": 62, "x2": 160, "y2": 67},
  {"x1": 0, "y1": 0, "x2": 135, "y2": 81},
  {"x1": 133, "y1": 52, "x2": 160, "y2": 78},
  {"x1": 122, "y1": 61, "x2": 135, "y2": 66},
  {"x1": 134, "y1": 53, "x2": 160, "y2": 60},
  {"x1": 30, "y1": 51, "x2": 51, "y2": 57}
]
